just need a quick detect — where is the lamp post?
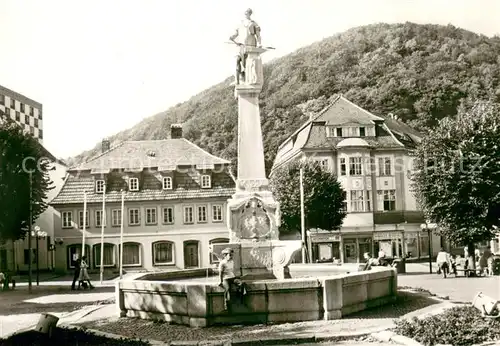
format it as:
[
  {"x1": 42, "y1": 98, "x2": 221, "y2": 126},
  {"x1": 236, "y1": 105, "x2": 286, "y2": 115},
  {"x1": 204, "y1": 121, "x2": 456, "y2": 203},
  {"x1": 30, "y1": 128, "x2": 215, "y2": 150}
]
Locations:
[
  {"x1": 420, "y1": 222, "x2": 437, "y2": 274},
  {"x1": 32, "y1": 226, "x2": 47, "y2": 286},
  {"x1": 28, "y1": 172, "x2": 33, "y2": 294}
]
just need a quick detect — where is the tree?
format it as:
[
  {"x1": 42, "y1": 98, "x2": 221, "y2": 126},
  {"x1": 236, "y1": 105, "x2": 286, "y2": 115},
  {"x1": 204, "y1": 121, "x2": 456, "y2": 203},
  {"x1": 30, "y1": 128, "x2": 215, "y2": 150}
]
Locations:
[
  {"x1": 270, "y1": 159, "x2": 346, "y2": 234},
  {"x1": 410, "y1": 100, "x2": 500, "y2": 266},
  {"x1": 0, "y1": 115, "x2": 53, "y2": 241}
]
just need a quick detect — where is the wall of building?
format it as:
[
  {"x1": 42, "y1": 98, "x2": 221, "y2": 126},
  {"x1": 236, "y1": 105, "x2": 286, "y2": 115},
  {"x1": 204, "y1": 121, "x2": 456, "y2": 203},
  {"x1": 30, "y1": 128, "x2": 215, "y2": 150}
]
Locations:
[
  {"x1": 3, "y1": 161, "x2": 68, "y2": 273},
  {"x1": 53, "y1": 196, "x2": 231, "y2": 272}
]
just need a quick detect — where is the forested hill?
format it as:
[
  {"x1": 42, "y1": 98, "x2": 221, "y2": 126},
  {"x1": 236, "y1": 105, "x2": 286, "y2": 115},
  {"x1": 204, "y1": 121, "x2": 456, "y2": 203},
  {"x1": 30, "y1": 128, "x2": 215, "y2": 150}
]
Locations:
[{"x1": 68, "y1": 22, "x2": 500, "y2": 173}]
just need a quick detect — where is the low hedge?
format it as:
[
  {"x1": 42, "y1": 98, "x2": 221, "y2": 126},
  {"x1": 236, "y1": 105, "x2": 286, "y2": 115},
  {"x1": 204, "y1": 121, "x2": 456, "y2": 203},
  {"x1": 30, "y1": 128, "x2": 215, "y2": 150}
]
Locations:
[
  {"x1": 394, "y1": 305, "x2": 500, "y2": 346},
  {"x1": 0, "y1": 327, "x2": 151, "y2": 346}
]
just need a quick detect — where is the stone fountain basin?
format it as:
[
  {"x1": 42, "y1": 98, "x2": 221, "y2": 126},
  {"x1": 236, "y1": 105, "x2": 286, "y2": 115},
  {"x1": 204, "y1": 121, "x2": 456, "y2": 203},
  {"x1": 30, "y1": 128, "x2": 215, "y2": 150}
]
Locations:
[{"x1": 115, "y1": 265, "x2": 397, "y2": 327}]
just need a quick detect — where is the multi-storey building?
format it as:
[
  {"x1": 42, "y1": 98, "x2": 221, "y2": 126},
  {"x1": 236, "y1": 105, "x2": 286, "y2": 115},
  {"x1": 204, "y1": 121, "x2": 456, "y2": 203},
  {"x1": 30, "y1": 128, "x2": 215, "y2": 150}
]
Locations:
[
  {"x1": 49, "y1": 125, "x2": 236, "y2": 273},
  {"x1": 0, "y1": 85, "x2": 43, "y2": 144},
  {"x1": 272, "y1": 95, "x2": 441, "y2": 263}
]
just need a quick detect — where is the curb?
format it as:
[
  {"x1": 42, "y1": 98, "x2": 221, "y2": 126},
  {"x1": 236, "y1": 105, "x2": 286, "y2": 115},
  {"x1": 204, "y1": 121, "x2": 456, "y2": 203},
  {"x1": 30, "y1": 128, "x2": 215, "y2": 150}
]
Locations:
[{"x1": 371, "y1": 331, "x2": 424, "y2": 346}]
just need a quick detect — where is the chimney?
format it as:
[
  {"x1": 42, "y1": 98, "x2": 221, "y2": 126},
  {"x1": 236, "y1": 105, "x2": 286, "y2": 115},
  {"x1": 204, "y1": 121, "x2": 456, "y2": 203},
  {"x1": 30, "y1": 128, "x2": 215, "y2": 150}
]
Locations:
[
  {"x1": 170, "y1": 124, "x2": 183, "y2": 139},
  {"x1": 101, "y1": 138, "x2": 110, "y2": 153}
]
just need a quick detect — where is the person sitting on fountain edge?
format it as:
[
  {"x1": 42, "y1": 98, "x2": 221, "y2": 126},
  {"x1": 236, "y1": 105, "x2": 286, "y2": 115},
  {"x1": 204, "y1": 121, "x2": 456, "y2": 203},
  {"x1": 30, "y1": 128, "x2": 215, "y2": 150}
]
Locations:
[
  {"x1": 219, "y1": 248, "x2": 247, "y2": 311},
  {"x1": 363, "y1": 252, "x2": 379, "y2": 271}
]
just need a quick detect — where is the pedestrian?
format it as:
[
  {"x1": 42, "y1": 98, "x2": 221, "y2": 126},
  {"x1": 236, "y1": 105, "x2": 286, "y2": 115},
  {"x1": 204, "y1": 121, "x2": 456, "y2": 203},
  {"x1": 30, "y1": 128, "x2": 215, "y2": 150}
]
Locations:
[
  {"x1": 71, "y1": 256, "x2": 81, "y2": 290},
  {"x1": 218, "y1": 248, "x2": 246, "y2": 311},
  {"x1": 362, "y1": 252, "x2": 379, "y2": 271},
  {"x1": 0, "y1": 271, "x2": 5, "y2": 291},
  {"x1": 436, "y1": 248, "x2": 451, "y2": 278},
  {"x1": 78, "y1": 256, "x2": 94, "y2": 289}
]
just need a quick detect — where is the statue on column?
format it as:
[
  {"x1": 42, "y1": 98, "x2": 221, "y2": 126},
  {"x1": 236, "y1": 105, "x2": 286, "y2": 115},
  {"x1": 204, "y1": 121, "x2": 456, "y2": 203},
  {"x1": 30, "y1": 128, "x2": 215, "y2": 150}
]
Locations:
[{"x1": 229, "y1": 8, "x2": 262, "y2": 85}]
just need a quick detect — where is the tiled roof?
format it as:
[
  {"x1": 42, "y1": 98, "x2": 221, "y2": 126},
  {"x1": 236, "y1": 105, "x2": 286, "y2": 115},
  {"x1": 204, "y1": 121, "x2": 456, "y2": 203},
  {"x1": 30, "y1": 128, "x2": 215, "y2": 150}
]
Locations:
[
  {"x1": 314, "y1": 96, "x2": 384, "y2": 125},
  {"x1": 70, "y1": 139, "x2": 230, "y2": 171},
  {"x1": 303, "y1": 124, "x2": 403, "y2": 149},
  {"x1": 272, "y1": 95, "x2": 421, "y2": 171},
  {"x1": 50, "y1": 175, "x2": 236, "y2": 205}
]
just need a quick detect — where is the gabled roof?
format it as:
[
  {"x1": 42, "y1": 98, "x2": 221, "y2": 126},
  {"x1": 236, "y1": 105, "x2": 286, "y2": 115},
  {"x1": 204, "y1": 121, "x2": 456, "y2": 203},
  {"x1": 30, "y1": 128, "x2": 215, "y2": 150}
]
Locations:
[
  {"x1": 70, "y1": 138, "x2": 230, "y2": 172},
  {"x1": 272, "y1": 95, "x2": 423, "y2": 172}
]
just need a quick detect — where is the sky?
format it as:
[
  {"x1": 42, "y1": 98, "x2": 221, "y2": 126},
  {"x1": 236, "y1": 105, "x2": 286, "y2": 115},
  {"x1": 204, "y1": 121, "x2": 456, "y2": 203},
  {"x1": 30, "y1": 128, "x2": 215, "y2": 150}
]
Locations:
[{"x1": 1, "y1": 0, "x2": 499, "y2": 159}]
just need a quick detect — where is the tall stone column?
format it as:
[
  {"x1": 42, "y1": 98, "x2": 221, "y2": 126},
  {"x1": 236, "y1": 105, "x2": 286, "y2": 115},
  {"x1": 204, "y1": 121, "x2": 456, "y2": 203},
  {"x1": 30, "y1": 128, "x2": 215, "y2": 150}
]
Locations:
[{"x1": 210, "y1": 46, "x2": 301, "y2": 280}]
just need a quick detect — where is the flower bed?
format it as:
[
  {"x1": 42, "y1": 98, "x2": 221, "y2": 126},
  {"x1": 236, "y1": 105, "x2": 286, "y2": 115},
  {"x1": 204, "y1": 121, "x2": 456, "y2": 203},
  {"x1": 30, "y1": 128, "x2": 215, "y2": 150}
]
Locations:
[
  {"x1": 394, "y1": 305, "x2": 500, "y2": 346},
  {"x1": 0, "y1": 327, "x2": 151, "y2": 346}
]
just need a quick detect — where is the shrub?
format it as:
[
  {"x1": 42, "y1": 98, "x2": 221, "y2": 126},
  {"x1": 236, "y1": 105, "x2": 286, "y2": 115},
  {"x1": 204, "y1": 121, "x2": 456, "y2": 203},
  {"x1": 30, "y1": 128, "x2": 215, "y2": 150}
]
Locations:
[{"x1": 394, "y1": 305, "x2": 500, "y2": 346}]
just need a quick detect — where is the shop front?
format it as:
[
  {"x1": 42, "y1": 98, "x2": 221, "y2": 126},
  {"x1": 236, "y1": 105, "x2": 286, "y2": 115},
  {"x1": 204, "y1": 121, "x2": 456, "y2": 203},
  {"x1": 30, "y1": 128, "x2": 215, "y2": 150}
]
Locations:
[
  {"x1": 342, "y1": 234, "x2": 373, "y2": 263},
  {"x1": 308, "y1": 232, "x2": 341, "y2": 263},
  {"x1": 373, "y1": 231, "x2": 404, "y2": 258}
]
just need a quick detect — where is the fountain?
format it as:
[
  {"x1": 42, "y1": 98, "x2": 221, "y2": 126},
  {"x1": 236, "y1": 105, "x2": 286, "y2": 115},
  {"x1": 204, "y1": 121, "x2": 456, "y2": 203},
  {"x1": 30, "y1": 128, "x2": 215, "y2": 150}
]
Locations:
[{"x1": 115, "y1": 9, "x2": 397, "y2": 327}]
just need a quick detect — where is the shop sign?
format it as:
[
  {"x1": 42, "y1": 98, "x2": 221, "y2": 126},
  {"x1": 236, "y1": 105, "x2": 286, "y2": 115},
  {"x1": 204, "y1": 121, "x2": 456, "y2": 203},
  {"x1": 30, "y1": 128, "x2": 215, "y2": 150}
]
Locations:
[
  {"x1": 404, "y1": 232, "x2": 419, "y2": 239},
  {"x1": 373, "y1": 232, "x2": 401, "y2": 240},
  {"x1": 313, "y1": 234, "x2": 341, "y2": 242}
]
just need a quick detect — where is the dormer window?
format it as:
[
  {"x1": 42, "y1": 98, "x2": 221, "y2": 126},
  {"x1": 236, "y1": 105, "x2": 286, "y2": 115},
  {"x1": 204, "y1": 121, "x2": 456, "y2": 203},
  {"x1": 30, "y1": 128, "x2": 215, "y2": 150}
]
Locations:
[
  {"x1": 336, "y1": 128, "x2": 343, "y2": 137},
  {"x1": 162, "y1": 176, "x2": 172, "y2": 190},
  {"x1": 129, "y1": 177, "x2": 139, "y2": 191},
  {"x1": 201, "y1": 174, "x2": 211, "y2": 188},
  {"x1": 95, "y1": 180, "x2": 105, "y2": 193},
  {"x1": 359, "y1": 127, "x2": 366, "y2": 137}
]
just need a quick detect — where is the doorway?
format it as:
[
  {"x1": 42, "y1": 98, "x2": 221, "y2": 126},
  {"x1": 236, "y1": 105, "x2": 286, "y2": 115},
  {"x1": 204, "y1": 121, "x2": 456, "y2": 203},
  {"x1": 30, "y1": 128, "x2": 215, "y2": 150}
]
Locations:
[
  {"x1": 184, "y1": 241, "x2": 199, "y2": 268},
  {"x1": 0, "y1": 249, "x2": 7, "y2": 271},
  {"x1": 343, "y1": 241, "x2": 357, "y2": 263}
]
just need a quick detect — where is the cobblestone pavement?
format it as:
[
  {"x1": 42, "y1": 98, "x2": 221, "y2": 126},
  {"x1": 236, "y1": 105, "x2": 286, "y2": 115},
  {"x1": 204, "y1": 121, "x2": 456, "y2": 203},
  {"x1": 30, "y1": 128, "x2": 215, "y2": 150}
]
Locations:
[
  {"x1": 78, "y1": 290, "x2": 440, "y2": 343},
  {"x1": 400, "y1": 263, "x2": 500, "y2": 302}
]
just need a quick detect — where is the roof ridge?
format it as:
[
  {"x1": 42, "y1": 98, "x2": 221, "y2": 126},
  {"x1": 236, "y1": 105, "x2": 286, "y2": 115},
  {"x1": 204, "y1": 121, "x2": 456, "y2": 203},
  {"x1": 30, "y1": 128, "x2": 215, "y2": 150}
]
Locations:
[
  {"x1": 339, "y1": 96, "x2": 384, "y2": 121},
  {"x1": 48, "y1": 172, "x2": 71, "y2": 204},
  {"x1": 69, "y1": 141, "x2": 126, "y2": 170}
]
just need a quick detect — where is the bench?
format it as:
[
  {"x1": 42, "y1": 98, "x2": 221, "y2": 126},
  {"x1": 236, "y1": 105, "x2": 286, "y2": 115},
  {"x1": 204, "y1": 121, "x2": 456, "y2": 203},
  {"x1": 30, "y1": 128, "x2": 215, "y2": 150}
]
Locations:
[{"x1": 454, "y1": 267, "x2": 483, "y2": 277}]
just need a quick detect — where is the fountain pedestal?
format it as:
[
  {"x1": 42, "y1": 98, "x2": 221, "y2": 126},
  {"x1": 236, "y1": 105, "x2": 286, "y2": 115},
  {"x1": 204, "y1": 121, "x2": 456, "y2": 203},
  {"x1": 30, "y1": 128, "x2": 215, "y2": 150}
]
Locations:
[{"x1": 212, "y1": 46, "x2": 301, "y2": 280}]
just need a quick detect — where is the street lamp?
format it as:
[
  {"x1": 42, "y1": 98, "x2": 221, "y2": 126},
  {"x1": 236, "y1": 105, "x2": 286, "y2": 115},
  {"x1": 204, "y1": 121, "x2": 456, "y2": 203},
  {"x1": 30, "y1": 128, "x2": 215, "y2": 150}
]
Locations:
[
  {"x1": 32, "y1": 226, "x2": 47, "y2": 286},
  {"x1": 420, "y1": 222, "x2": 438, "y2": 274}
]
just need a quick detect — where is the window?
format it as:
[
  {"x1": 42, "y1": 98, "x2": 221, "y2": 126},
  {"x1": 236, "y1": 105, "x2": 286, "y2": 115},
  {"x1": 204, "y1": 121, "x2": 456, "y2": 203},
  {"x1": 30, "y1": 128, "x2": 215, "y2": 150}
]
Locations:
[
  {"x1": 350, "y1": 190, "x2": 364, "y2": 212},
  {"x1": 212, "y1": 205, "x2": 223, "y2": 222},
  {"x1": 359, "y1": 127, "x2": 366, "y2": 137},
  {"x1": 78, "y1": 210, "x2": 90, "y2": 229},
  {"x1": 162, "y1": 176, "x2": 172, "y2": 190},
  {"x1": 197, "y1": 205, "x2": 207, "y2": 223},
  {"x1": 315, "y1": 159, "x2": 329, "y2": 170},
  {"x1": 10, "y1": 99, "x2": 15, "y2": 108},
  {"x1": 145, "y1": 208, "x2": 157, "y2": 225},
  {"x1": 366, "y1": 190, "x2": 372, "y2": 212},
  {"x1": 162, "y1": 207, "x2": 174, "y2": 224},
  {"x1": 20, "y1": 103, "x2": 25, "y2": 112},
  {"x1": 39, "y1": 129, "x2": 43, "y2": 139},
  {"x1": 0, "y1": 95, "x2": 4, "y2": 105},
  {"x1": 95, "y1": 180, "x2": 105, "y2": 193},
  {"x1": 153, "y1": 241, "x2": 174, "y2": 265},
  {"x1": 378, "y1": 157, "x2": 392, "y2": 176},
  {"x1": 95, "y1": 210, "x2": 106, "y2": 227},
  {"x1": 129, "y1": 177, "x2": 139, "y2": 191},
  {"x1": 336, "y1": 128, "x2": 343, "y2": 137},
  {"x1": 341, "y1": 191, "x2": 347, "y2": 212},
  {"x1": 378, "y1": 189, "x2": 396, "y2": 211},
  {"x1": 209, "y1": 238, "x2": 230, "y2": 264},
  {"x1": 128, "y1": 208, "x2": 140, "y2": 225},
  {"x1": 93, "y1": 243, "x2": 115, "y2": 267},
  {"x1": 349, "y1": 157, "x2": 362, "y2": 175},
  {"x1": 119, "y1": 242, "x2": 141, "y2": 266},
  {"x1": 111, "y1": 209, "x2": 122, "y2": 227},
  {"x1": 62, "y1": 211, "x2": 73, "y2": 228},
  {"x1": 30, "y1": 107, "x2": 34, "y2": 116},
  {"x1": 201, "y1": 174, "x2": 211, "y2": 188},
  {"x1": 183, "y1": 206, "x2": 194, "y2": 224},
  {"x1": 339, "y1": 158, "x2": 346, "y2": 176}
]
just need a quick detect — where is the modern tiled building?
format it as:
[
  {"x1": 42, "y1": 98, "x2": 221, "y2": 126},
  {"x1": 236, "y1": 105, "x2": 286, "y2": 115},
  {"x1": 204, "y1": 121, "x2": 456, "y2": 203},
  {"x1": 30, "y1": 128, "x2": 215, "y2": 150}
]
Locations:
[
  {"x1": 0, "y1": 84, "x2": 43, "y2": 144},
  {"x1": 50, "y1": 125, "x2": 236, "y2": 273},
  {"x1": 272, "y1": 95, "x2": 441, "y2": 263}
]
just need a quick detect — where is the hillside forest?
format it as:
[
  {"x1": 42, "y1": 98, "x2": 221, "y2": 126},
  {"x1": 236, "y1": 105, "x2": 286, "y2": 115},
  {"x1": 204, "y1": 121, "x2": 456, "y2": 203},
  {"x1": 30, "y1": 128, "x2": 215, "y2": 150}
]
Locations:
[{"x1": 68, "y1": 22, "x2": 500, "y2": 174}]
